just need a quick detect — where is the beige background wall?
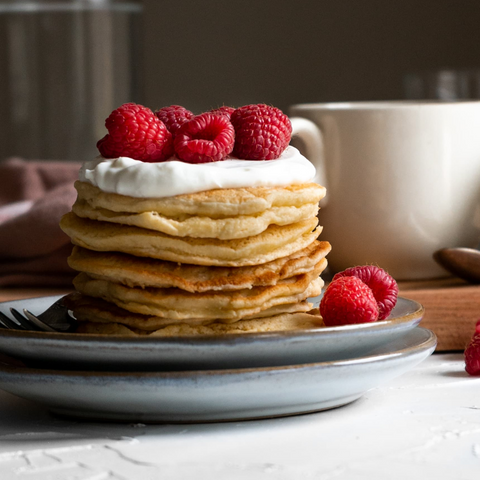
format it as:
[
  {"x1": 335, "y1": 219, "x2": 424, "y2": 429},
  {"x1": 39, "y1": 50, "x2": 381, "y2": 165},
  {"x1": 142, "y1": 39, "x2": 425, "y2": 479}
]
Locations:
[{"x1": 142, "y1": 0, "x2": 480, "y2": 113}]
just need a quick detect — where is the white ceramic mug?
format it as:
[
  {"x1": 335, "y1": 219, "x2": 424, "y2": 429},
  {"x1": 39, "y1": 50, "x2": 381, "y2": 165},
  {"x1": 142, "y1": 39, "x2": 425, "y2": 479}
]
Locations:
[{"x1": 289, "y1": 101, "x2": 480, "y2": 280}]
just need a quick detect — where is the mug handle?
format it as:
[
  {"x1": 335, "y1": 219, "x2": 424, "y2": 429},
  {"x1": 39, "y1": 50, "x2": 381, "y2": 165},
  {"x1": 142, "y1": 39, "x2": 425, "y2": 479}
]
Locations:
[{"x1": 290, "y1": 117, "x2": 327, "y2": 204}]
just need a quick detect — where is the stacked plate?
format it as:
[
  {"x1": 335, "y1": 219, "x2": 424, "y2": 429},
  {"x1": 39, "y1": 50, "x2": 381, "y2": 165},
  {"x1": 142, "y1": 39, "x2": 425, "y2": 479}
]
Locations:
[{"x1": 0, "y1": 295, "x2": 436, "y2": 422}]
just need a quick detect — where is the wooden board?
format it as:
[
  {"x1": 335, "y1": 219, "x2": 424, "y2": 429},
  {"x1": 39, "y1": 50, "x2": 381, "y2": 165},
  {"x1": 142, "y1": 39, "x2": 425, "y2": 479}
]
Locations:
[{"x1": 399, "y1": 278, "x2": 480, "y2": 352}]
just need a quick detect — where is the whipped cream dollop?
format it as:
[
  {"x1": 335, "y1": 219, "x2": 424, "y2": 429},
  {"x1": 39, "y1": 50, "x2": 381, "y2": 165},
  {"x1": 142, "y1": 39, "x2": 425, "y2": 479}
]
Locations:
[{"x1": 79, "y1": 146, "x2": 316, "y2": 198}]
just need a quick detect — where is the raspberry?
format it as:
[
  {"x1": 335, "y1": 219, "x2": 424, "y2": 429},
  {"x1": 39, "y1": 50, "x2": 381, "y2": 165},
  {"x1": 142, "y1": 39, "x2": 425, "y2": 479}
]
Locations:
[
  {"x1": 230, "y1": 104, "x2": 292, "y2": 160},
  {"x1": 209, "y1": 106, "x2": 235, "y2": 119},
  {"x1": 155, "y1": 105, "x2": 194, "y2": 135},
  {"x1": 465, "y1": 333, "x2": 480, "y2": 375},
  {"x1": 174, "y1": 113, "x2": 235, "y2": 164},
  {"x1": 332, "y1": 265, "x2": 398, "y2": 320},
  {"x1": 320, "y1": 276, "x2": 379, "y2": 326},
  {"x1": 476, "y1": 319, "x2": 480, "y2": 334},
  {"x1": 97, "y1": 103, "x2": 173, "y2": 162}
]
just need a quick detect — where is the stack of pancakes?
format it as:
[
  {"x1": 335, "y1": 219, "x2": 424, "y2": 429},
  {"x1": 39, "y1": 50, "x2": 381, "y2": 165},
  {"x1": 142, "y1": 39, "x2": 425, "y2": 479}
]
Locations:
[{"x1": 60, "y1": 180, "x2": 330, "y2": 335}]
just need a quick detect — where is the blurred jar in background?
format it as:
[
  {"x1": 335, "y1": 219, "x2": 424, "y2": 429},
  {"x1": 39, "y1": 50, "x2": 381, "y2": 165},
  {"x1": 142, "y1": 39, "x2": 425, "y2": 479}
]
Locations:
[
  {"x1": 0, "y1": 0, "x2": 143, "y2": 161},
  {"x1": 404, "y1": 69, "x2": 480, "y2": 101}
]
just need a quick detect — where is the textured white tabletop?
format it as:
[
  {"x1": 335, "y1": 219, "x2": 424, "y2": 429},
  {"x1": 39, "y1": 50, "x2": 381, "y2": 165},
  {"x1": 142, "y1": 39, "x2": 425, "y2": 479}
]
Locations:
[{"x1": 0, "y1": 353, "x2": 478, "y2": 480}]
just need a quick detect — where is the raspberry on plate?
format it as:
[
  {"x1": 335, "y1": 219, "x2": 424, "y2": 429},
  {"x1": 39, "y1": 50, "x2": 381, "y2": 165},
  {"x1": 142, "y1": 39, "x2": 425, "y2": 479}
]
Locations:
[
  {"x1": 332, "y1": 265, "x2": 398, "y2": 320},
  {"x1": 230, "y1": 104, "x2": 292, "y2": 160},
  {"x1": 97, "y1": 103, "x2": 173, "y2": 162},
  {"x1": 155, "y1": 105, "x2": 194, "y2": 135},
  {"x1": 209, "y1": 106, "x2": 236, "y2": 119},
  {"x1": 465, "y1": 332, "x2": 480, "y2": 375},
  {"x1": 320, "y1": 276, "x2": 379, "y2": 326},
  {"x1": 174, "y1": 113, "x2": 235, "y2": 164}
]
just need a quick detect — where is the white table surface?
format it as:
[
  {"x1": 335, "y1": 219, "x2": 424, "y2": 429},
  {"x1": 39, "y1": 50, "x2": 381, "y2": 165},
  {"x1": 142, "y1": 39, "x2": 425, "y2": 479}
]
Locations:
[{"x1": 0, "y1": 353, "x2": 478, "y2": 480}]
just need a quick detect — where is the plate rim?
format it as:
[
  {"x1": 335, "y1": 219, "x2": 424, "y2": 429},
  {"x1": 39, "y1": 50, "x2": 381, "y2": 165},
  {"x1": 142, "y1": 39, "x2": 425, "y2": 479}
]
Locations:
[
  {"x1": 0, "y1": 327, "x2": 436, "y2": 378},
  {"x1": 0, "y1": 295, "x2": 424, "y2": 345}
]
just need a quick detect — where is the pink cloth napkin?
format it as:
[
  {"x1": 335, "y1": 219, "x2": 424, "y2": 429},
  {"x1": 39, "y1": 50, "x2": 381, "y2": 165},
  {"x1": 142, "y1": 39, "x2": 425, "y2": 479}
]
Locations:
[{"x1": 0, "y1": 158, "x2": 80, "y2": 287}]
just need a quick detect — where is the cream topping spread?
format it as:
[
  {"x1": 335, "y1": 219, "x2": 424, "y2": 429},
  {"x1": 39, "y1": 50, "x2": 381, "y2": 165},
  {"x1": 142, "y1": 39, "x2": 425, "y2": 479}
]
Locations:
[{"x1": 78, "y1": 146, "x2": 315, "y2": 198}]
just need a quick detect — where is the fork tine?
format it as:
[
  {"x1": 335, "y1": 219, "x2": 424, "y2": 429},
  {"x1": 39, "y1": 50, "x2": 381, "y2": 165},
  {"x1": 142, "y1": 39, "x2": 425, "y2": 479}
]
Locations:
[
  {"x1": 0, "y1": 312, "x2": 12, "y2": 328},
  {"x1": 34, "y1": 296, "x2": 75, "y2": 332},
  {"x1": 0, "y1": 311, "x2": 23, "y2": 330},
  {"x1": 23, "y1": 310, "x2": 57, "y2": 332},
  {"x1": 1, "y1": 297, "x2": 75, "y2": 333},
  {"x1": 10, "y1": 308, "x2": 38, "y2": 330}
]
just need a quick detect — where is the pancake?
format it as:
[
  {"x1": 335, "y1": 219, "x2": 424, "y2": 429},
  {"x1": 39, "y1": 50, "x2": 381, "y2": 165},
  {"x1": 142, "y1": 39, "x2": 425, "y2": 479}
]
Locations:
[
  {"x1": 72, "y1": 199, "x2": 319, "y2": 239},
  {"x1": 74, "y1": 180, "x2": 326, "y2": 217},
  {"x1": 67, "y1": 241, "x2": 331, "y2": 292},
  {"x1": 60, "y1": 213, "x2": 321, "y2": 266},
  {"x1": 66, "y1": 293, "x2": 323, "y2": 335},
  {"x1": 61, "y1": 109, "x2": 329, "y2": 337},
  {"x1": 72, "y1": 272, "x2": 324, "y2": 321},
  {"x1": 76, "y1": 312, "x2": 323, "y2": 336}
]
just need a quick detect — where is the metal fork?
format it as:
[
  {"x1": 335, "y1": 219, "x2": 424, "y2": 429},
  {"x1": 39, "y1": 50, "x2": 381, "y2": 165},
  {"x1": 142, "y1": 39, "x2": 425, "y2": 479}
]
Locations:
[{"x1": 0, "y1": 296, "x2": 76, "y2": 333}]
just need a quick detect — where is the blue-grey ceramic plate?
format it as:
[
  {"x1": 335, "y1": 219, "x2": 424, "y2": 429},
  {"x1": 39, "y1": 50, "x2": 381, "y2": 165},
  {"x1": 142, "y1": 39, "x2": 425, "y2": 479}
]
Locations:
[
  {"x1": 0, "y1": 327, "x2": 436, "y2": 423},
  {"x1": 0, "y1": 295, "x2": 424, "y2": 371}
]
